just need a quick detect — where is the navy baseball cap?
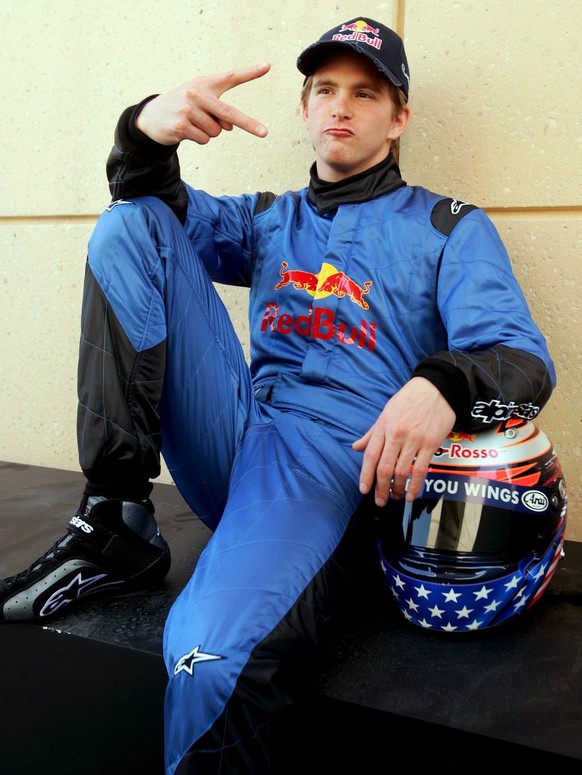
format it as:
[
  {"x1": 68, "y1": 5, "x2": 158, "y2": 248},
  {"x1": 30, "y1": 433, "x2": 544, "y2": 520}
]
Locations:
[{"x1": 297, "y1": 17, "x2": 410, "y2": 101}]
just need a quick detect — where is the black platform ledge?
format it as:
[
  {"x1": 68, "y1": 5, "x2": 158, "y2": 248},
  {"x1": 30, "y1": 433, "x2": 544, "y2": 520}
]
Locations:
[{"x1": 1, "y1": 460, "x2": 581, "y2": 775}]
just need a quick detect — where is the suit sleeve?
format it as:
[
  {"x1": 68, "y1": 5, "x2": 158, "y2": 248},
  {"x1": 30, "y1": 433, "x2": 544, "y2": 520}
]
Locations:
[
  {"x1": 106, "y1": 97, "x2": 189, "y2": 224},
  {"x1": 413, "y1": 204, "x2": 555, "y2": 431},
  {"x1": 413, "y1": 345, "x2": 553, "y2": 431}
]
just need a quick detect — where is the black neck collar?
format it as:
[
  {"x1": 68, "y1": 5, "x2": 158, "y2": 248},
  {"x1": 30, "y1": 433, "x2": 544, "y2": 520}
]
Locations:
[{"x1": 307, "y1": 153, "x2": 406, "y2": 215}]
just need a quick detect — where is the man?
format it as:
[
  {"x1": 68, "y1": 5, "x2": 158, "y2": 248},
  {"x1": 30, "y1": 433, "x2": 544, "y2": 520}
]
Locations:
[{"x1": 1, "y1": 17, "x2": 554, "y2": 773}]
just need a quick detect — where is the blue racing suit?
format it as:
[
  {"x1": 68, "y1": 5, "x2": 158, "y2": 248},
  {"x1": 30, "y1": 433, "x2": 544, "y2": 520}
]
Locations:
[{"x1": 77, "y1": 99, "x2": 555, "y2": 773}]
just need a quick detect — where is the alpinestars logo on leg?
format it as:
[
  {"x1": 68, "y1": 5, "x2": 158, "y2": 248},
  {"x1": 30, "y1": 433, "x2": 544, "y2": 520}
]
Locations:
[{"x1": 174, "y1": 645, "x2": 224, "y2": 676}]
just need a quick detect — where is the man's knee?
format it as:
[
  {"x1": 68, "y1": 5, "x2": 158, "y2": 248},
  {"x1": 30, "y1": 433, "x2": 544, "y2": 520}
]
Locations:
[{"x1": 90, "y1": 195, "x2": 178, "y2": 255}]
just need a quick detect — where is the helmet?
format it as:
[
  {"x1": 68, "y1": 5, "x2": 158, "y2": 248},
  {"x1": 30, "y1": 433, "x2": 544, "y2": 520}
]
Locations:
[{"x1": 377, "y1": 420, "x2": 567, "y2": 633}]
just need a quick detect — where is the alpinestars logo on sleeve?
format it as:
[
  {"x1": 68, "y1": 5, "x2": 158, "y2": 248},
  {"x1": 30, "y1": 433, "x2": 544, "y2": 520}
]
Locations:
[{"x1": 174, "y1": 645, "x2": 224, "y2": 676}]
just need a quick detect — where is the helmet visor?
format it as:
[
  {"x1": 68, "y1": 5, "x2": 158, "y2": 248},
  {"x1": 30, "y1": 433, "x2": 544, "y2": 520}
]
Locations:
[{"x1": 394, "y1": 473, "x2": 560, "y2": 562}]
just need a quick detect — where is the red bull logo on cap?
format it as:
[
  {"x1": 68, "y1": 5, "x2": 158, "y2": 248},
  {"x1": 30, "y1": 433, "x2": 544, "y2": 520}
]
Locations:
[{"x1": 334, "y1": 19, "x2": 382, "y2": 50}]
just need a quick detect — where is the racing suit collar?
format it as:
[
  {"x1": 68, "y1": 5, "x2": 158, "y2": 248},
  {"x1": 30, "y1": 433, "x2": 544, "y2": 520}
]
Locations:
[{"x1": 307, "y1": 153, "x2": 406, "y2": 215}]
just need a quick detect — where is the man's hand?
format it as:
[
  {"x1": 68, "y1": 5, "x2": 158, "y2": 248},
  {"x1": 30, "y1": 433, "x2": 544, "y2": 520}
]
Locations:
[
  {"x1": 136, "y1": 63, "x2": 271, "y2": 146},
  {"x1": 353, "y1": 377, "x2": 456, "y2": 506}
]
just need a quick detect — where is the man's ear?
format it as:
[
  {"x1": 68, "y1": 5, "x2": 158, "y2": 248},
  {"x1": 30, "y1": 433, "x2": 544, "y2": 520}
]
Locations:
[
  {"x1": 388, "y1": 105, "x2": 411, "y2": 141},
  {"x1": 301, "y1": 101, "x2": 309, "y2": 123}
]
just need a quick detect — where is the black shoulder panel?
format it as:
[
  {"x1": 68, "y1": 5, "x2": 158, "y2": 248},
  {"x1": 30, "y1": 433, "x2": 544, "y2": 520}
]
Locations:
[
  {"x1": 430, "y1": 198, "x2": 478, "y2": 236},
  {"x1": 254, "y1": 191, "x2": 277, "y2": 215}
]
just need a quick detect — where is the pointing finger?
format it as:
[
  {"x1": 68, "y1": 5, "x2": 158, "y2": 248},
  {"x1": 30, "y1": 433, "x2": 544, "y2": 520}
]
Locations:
[
  {"x1": 211, "y1": 97, "x2": 268, "y2": 137},
  {"x1": 213, "y1": 63, "x2": 272, "y2": 96},
  {"x1": 208, "y1": 63, "x2": 271, "y2": 137}
]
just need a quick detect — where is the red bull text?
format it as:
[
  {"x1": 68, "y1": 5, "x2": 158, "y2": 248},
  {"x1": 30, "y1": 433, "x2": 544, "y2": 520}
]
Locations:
[
  {"x1": 260, "y1": 303, "x2": 377, "y2": 351},
  {"x1": 334, "y1": 20, "x2": 382, "y2": 50}
]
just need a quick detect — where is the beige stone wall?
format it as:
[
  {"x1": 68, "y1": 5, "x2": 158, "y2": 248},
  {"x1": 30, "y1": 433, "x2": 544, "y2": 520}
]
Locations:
[{"x1": 2, "y1": 2, "x2": 581, "y2": 537}]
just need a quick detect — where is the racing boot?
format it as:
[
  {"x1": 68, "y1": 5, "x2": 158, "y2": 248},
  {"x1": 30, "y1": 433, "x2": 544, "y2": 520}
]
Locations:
[{"x1": 0, "y1": 496, "x2": 171, "y2": 622}]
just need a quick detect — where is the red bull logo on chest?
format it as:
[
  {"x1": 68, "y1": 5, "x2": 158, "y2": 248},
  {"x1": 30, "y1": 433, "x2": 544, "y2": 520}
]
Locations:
[
  {"x1": 264, "y1": 260, "x2": 376, "y2": 350},
  {"x1": 260, "y1": 302, "x2": 377, "y2": 351},
  {"x1": 274, "y1": 261, "x2": 372, "y2": 310}
]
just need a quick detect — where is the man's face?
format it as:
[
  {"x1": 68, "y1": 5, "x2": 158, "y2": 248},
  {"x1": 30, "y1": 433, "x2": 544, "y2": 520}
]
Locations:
[{"x1": 302, "y1": 50, "x2": 409, "y2": 182}]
